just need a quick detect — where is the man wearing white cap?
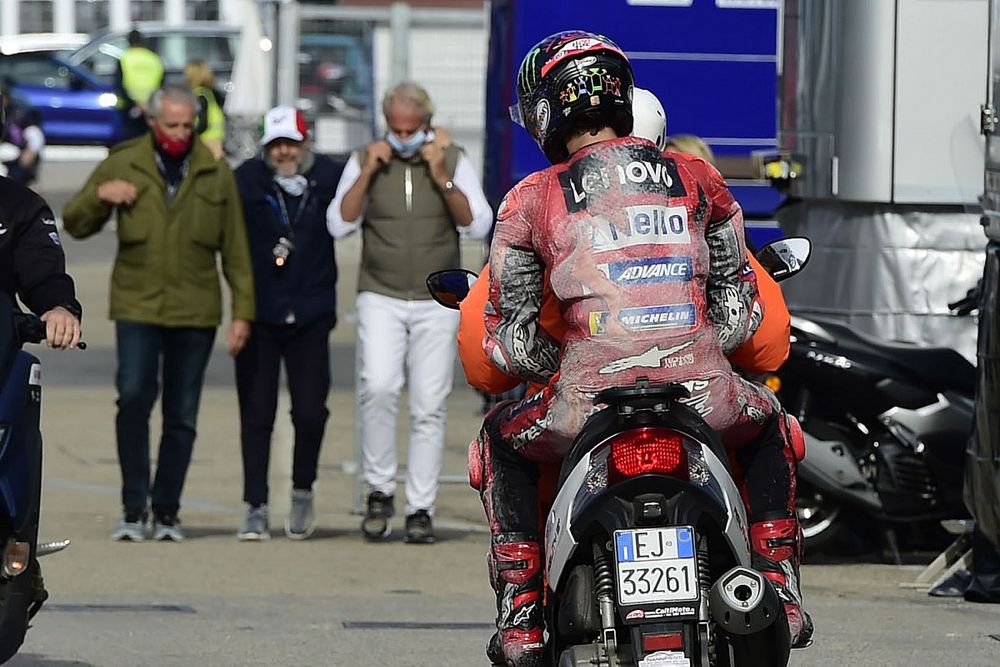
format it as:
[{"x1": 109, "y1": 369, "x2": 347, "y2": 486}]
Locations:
[{"x1": 232, "y1": 106, "x2": 343, "y2": 540}]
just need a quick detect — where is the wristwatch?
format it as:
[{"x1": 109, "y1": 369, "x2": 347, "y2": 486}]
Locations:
[{"x1": 439, "y1": 179, "x2": 456, "y2": 194}]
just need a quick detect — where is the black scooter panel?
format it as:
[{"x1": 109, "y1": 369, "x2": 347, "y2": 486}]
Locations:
[{"x1": 796, "y1": 316, "x2": 975, "y2": 395}]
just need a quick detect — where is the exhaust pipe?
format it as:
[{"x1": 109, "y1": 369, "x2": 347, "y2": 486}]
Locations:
[{"x1": 709, "y1": 567, "x2": 781, "y2": 635}]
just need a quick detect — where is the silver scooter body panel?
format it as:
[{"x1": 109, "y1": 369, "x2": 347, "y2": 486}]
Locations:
[{"x1": 545, "y1": 434, "x2": 752, "y2": 588}]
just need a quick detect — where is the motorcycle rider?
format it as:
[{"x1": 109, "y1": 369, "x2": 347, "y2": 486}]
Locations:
[
  {"x1": 472, "y1": 31, "x2": 811, "y2": 666},
  {"x1": 458, "y1": 89, "x2": 791, "y2": 394},
  {"x1": 0, "y1": 91, "x2": 82, "y2": 348}
]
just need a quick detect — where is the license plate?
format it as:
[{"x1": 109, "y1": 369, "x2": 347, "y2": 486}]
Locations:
[{"x1": 614, "y1": 526, "x2": 699, "y2": 606}]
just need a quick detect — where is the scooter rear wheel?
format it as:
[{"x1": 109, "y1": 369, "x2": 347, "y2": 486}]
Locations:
[{"x1": 796, "y1": 481, "x2": 844, "y2": 552}]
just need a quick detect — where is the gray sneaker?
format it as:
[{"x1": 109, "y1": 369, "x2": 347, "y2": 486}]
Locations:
[
  {"x1": 361, "y1": 491, "x2": 394, "y2": 540},
  {"x1": 237, "y1": 505, "x2": 271, "y2": 541},
  {"x1": 151, "y1": 517, "x2": 185, "y2": 542},
  {"x1": 285, "y1": 490, "x2": 315, "y2": 540},
  {"x1": 111, "y1": 516, "x2": 146, "y2": 542}
]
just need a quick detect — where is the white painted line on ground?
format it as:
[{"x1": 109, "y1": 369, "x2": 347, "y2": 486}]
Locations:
[{"x1": 44, "y1": 146, "x2": 110, "y2": 161}]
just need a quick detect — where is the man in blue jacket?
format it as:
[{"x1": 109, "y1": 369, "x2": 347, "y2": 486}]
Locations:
[{"x1": 233, "y1": 106, "x2": 342, "y2": 540}]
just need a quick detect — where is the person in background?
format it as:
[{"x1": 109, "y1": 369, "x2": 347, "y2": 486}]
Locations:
[
  {"x1": 0, "y1": 87, "x2": 81, "y2": 347},
  {"x1": 62, "y1": 84, "x2": 254, "y2": 543},
  {"x1": 665, "y1": 133, "x2": 715, "y2": 164},
  {"x1": 660, "y1": 132, "x2": 790, "y2": 371},
  {"x1": 184, "y1": 59, "x2": 226, "y2": 161},
  {"x1": 116, "y1": 28, "x2": 164, "y2": 141},
  {"x1": 327, "y1": 81, "x2": 492, "y2": 544},
  {"x1": 232, "y1": 106, "x2": 342, "y2": 541},
  {"x1": 0, "y1": 84, "x2": 45, "y2": 186}
]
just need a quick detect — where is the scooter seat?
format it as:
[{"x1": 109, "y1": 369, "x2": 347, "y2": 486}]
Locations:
[{"x1": 793, "y1": 316, "x2": 976, "y2": 395}]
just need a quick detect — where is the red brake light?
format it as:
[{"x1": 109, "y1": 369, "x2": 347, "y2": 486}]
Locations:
[
  {"x1": 643, "y1": 631, "x2": 684, "y2": 652},
  {"x1": 608, "y1": 428, "x2": 688, "y2": 482}
]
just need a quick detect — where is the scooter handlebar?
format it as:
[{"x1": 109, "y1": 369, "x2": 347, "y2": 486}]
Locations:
[{"x1": 12, "y1": 313, "x2": 87, "y2": 349}]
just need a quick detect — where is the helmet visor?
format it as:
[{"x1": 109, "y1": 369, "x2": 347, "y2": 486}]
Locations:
[{"x1": 508, "y1": 102, "x2": 525, "y2": 128}]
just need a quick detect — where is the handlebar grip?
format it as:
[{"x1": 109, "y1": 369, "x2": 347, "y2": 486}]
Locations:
[{"x1": 13, "y1": 314, "x2": 47, "y2": 344}]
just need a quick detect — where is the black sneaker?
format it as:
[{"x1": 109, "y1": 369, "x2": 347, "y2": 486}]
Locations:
[
  {"x1": 361, "y1": 492, "x2": 394, "y2": 540},
  {"x1": 404, "y1": 510, "x2": 436, "y2": 544}
]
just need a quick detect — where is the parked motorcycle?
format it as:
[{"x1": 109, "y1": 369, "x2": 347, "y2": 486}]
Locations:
[
  {"x1": 0, "y1": 294, "x2": 71, "y2": 663},
  {"x1": 772, "y1": 302, "x2": 975, "y2": 555},
  {"x1": 427, "y1": 238, "x2": 811, "y2": 666}
]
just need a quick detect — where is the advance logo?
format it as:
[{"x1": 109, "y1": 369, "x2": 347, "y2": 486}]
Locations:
[
  {"x1": 589, "y1": 304, "x2": 696, "y2": 335},
  {"x1": 598, "y1": 256, "x2": 692, "y2": 286}
]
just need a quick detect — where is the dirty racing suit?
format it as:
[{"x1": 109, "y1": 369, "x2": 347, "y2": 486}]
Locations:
[{"x1": 472, "y1": 137, "x2": 805, "y2": 664}]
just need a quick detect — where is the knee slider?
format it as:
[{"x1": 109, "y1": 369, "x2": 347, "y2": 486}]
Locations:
[
  {"x1": 468, "y1": 438, "x2": 484, "y2": 491},
  {"x1": 782, "y1": 413, "x2": 806, "y2": 462}
]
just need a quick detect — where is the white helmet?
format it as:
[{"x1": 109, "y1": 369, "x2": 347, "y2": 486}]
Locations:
[{"x1": 631, "y1": 87, "x2": 667, "y2": 150}]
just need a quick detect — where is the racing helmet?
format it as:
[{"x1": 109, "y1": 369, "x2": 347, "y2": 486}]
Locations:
[
  {"x1": 631, "y1": 87, "x2": 667, "y2": 151},
  {"x1": 511, "y1": 30, "x2": 634, "y2": 164}
]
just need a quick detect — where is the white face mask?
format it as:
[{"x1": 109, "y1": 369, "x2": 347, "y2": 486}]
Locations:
[
  {"x1": 274, "y1": 174, "x2": 308, "y2": 197},
  {"x1": 385, "y1": 129, "x2": 428, "y2": 158}
]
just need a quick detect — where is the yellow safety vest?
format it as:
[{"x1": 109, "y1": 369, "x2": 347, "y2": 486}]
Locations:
[
  {"x1": 194, "y1": 86, "x2": 226, "y2": 141},
  {"x1": 120, "y1": 47, "x2": 164, "y2": 107}
]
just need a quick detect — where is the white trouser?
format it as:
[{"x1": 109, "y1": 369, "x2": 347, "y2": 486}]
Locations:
[{"x1": 356, "y1": 291, "x2": 460, "y2": 516}]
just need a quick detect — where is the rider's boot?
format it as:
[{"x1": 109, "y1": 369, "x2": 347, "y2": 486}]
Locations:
[
  {"x1": 485, "y1": 533, "x2": 545, "y2": 667},
  {"x1": 750, "y1": 516, "x2": 815, "y2": 648}
]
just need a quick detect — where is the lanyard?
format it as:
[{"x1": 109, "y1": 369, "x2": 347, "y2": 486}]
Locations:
[{"x1": 269, "y1": 185, "x2": 311, "y2": 238}]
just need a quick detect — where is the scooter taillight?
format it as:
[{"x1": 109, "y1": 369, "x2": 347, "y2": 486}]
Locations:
[{"x1": 608, "y1": 428, "x2": 688, "y2": 483}]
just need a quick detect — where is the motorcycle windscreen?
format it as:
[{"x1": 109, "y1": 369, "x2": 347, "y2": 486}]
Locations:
[{"x1": 964, "y1": 243, "x2": 1000, "y2": 547}]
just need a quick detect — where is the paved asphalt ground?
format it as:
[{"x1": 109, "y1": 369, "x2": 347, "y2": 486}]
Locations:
[{"x1": 4, "y1": 158, "x2": 998, "y2": 666}]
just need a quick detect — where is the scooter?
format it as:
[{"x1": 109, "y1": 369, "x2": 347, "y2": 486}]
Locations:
[
  {"x1": 771, "y1": 300, "x2": 975, "y2": 555},
  {"x1": 428, "y1": 238, "x2": 811, "y2": 666},
  {"x1": 0, "y1": 294, "x2": 71, "y2": 663}
]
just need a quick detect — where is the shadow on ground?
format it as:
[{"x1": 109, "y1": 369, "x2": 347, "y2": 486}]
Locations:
[{"x1": 8, "y1": 654, "x2": 98, "y2": 667}]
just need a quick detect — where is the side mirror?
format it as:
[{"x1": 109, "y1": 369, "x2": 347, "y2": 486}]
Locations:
[
  {"x1": 755, "y1": 237, "x2": 811, "y2": 282},
  {"x1": 426, "y1": 269, "x2": 478, "y2": 310}
]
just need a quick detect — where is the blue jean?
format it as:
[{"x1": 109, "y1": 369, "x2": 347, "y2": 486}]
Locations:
[{"x1": 115, "y1": 321, "x2": 215, "y2": 519}]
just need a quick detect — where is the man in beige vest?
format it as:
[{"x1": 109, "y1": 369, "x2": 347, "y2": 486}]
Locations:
[{"x1": 328, "y1": 82, "x2": 491, "y2": 543}]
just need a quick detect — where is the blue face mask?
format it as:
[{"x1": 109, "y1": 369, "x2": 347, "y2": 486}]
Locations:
[{"x1": 386, "y1": 129, "x2": 428, "y2": 158}]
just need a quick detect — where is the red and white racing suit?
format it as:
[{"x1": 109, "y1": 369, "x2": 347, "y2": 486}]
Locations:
[{"x1": 473, "y1": 137, "x2": 808, "y2": 665}]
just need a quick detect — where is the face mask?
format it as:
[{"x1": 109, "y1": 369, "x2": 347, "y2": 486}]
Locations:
[
  {"x1": 386, "y1": 129, "x2": 428, "y2": 158},
  {"x1": 153, "y1": 127, "x2": 192, "y2": 160},
  {"x1": 274, "y1": 174, "x2": 308, "y2": 197}
]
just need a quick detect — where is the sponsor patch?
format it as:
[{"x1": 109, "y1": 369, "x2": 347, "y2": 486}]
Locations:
[
  {"x1": 599, "y1": 341, "x2": 695, "y2": 374},
  {"x1": 591, "y1": 206, "x2": 690, "y2": 252},
  {"x1": 589, "y1": 304, "x2": 696, "y2": 335},
  {"x1": 541, "y1": 37, "x2": 628, "y2": 77},
  {"x1": 558, "y1": 143, "x2": 686, "y2": 212},
  {"x1": 535, "y1": 99, "x2": 551, "y2": 133},
  {"x1": 598, "y1": 256, "x2": 692, "y2": 285},
  {"x1": 678, "y1": 379, "x2": 713, "y2": 417}
]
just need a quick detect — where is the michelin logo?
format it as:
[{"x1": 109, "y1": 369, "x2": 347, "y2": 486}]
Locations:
[
  {"x1": 590, "y1": 304, "x2": 696, "y2": 335},
  {"x1": 599, "y1": 257, "x2": 692, "y2": 286}
]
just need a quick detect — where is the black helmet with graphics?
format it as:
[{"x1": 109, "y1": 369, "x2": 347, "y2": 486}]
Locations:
[{"x1": 511, "y1": 30, "x2": 634, "y2": 164}]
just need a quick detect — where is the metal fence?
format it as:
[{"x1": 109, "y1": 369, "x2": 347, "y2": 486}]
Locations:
[{"x1": 276, "y1": 2, "x2": 488, "y2": 169}]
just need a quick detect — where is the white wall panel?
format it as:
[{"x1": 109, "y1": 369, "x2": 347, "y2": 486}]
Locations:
[{"x1": 893, "y1": 0, "x2": 988, "y2": 205}]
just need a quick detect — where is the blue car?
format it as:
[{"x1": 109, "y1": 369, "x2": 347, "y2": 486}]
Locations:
[{"x1": 1, "y1": 51, "x2": 123, "y2": 146}]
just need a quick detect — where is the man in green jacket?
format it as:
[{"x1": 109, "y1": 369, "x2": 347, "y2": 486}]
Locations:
[{"x1": 63, "y1": 84, "x2": 255, "y2": 543}]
